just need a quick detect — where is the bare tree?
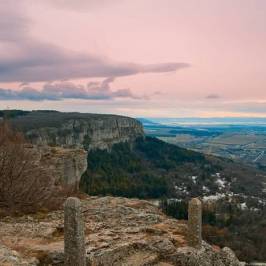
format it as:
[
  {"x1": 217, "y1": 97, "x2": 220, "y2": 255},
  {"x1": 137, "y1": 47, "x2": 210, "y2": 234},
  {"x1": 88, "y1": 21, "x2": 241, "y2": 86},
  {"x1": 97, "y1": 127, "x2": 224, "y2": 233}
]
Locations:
[{"x1": 0, "y1": 121, "x2": 61, "y2": 214}]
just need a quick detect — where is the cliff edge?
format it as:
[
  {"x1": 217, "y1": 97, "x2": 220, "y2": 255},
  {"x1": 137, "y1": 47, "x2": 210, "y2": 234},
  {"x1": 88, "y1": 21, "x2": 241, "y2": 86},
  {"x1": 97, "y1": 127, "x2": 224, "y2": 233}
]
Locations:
[
  {"x1": 7, "y1": 110, "x2": 144, "y2": 187},
  {"x1": 10, "y1": 111, "x2": 144, "y2": 150}
]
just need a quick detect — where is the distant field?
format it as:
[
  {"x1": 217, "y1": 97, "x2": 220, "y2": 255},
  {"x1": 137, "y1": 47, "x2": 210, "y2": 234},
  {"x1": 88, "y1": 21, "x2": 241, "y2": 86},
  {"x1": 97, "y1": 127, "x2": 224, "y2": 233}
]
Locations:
[
  {"x1": 164, "y1": 134, "x2": 199, "y2": 142},
  {"x1": 208, "y1": 133, "x2": 266, "y2": 146},
  {"x1": 141, "y1": 118, "x2": 266, "y2": 169}
]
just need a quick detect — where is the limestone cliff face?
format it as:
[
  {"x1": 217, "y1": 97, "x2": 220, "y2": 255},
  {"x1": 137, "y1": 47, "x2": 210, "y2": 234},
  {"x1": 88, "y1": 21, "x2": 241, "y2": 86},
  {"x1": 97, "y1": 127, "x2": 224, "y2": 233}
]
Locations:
[
  {"x1": 19, "y1": 113, "x2": 144, "y2": 150},
  {"x1": 26, "y1": 145, "x2": 87, "y2": 187}
]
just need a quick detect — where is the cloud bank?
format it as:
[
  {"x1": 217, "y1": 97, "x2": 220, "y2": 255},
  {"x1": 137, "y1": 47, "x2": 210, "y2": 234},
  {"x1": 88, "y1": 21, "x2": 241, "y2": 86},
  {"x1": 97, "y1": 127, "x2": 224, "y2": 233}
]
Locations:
[
  {"x1": 0, "y1": 1, "x2": 189, "y2": 83},
  {"x1": 45, "y1": 0, "x2": 120, "y2": 12},
  {"x1": 206, "y1": 94, "x2": 221, "y2": 99},
  {"x1": 0, "y1": 78, "x2": 142, "y2": 101}
]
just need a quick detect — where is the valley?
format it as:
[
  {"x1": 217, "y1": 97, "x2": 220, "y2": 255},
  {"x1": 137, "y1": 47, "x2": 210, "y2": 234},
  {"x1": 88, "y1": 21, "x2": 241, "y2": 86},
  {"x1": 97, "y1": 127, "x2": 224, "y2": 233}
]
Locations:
[{"x1": 140, "y1": 117, "x2": 266, "y2": 170}]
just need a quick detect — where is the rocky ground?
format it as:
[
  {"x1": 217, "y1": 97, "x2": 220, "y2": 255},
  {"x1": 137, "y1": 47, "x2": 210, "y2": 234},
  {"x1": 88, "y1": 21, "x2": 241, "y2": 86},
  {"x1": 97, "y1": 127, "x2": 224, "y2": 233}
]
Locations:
[{"x1": 0, "y1": 196, "x2": 244, "y2": 266}]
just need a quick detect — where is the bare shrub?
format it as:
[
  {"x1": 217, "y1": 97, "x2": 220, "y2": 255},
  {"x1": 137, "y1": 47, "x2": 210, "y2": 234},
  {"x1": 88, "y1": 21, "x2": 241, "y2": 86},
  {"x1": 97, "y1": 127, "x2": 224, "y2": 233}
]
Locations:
[{"x1": 0, "y1": 121, "x2": 64, "y2": 214}]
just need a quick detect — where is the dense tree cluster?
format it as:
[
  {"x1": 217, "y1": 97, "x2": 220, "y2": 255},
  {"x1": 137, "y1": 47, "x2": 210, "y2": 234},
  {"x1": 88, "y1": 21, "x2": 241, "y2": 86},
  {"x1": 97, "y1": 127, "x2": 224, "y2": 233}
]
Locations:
[
  {"x1": 80, "y1": 139, "x2": 169, "y2": 198},
  {"x1": 80, "y1": 136, "x2": 264, "y2": 199},
  {"x1": 80, "y1": 137, "x2": 209, "y2": 198}
]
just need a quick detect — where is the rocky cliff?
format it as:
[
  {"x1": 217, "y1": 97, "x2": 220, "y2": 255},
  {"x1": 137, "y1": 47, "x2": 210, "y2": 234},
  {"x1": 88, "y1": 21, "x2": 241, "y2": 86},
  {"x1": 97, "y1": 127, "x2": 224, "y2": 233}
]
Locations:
[
  {"x1": 11, "y1": 111, "x2": 144, "y2": 151},
  {"x1": 0, "y1": 196, "x2": 244, "y2": 266},
  {"x1": 8, "y1": 111, "x2": 143, "y2": 187},
  {"x1": 25, "y1": 144, "x2": 87, "y2": 187}
]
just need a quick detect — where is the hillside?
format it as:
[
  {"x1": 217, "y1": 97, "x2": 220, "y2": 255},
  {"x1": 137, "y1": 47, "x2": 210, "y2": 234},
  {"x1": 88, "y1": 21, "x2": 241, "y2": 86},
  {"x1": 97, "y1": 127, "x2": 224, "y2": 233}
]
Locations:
[{"x1": 81, "y1": 136, "x2": 266, "y2": 200}]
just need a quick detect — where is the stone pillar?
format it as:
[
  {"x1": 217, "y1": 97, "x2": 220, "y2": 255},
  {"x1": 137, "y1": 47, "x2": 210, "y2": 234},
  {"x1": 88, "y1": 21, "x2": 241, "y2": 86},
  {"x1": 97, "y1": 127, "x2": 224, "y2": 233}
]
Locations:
[
  {"x1": 188, "y1": 198, "x2": 202, "y2": 249},
  {"x1": 64, "y1": 197, "x2": 86, "y2": 266}
]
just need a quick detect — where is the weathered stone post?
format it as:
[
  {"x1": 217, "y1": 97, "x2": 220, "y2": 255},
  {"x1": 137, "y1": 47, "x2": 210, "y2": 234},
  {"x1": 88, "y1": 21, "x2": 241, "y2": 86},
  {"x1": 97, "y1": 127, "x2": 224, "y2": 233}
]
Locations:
[
  {"x1": 188, "y1": 198, "x2": 202, "y2": 249},
  {"x1": 64, "y1": 197, "x2": 86, "y2": 266}
]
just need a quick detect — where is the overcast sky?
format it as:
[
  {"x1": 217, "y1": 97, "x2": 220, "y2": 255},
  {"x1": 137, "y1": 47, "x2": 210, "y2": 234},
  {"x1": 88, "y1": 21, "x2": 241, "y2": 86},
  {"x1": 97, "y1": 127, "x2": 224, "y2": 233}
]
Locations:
[{"x1": 0, "y1": 0, "x2": 265, "y2": 117}]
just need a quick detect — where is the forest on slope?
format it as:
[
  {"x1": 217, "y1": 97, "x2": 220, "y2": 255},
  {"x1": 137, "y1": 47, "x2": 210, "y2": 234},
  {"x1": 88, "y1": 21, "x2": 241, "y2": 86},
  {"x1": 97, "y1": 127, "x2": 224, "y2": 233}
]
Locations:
[{"x1": 81, "y1": 136, "x2": 266, "y2": 200}]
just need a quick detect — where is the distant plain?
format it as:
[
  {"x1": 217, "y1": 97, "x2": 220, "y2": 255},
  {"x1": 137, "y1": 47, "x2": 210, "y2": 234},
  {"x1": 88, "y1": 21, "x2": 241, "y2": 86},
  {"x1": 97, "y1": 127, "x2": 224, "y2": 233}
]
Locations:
[{"x1": 140, "y1": 117, "x2": 266, "y2": 170}]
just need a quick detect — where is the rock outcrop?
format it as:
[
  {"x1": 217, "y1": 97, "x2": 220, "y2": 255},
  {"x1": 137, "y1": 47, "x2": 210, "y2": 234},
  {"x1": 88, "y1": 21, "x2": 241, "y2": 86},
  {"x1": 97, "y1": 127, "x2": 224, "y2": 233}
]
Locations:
[
  {"x1": 10, "y1": 111, "x2": 144, "y2": 187},
  {"x1": 11, "y1": 111, "x2": 144, "y2": 151},
  {"x1": 26, "y1": 145, "x2": 87, "y2": 187},
  {"x1": 0, "y1": 196, "x2": 244, "y2": 266}
]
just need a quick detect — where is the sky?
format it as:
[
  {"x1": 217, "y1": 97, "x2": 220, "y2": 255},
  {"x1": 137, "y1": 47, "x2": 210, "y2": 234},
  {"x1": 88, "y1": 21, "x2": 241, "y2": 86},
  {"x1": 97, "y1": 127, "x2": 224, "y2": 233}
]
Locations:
[{"x1": 0, "y1": 0, "x2": 266, "y2": 117}]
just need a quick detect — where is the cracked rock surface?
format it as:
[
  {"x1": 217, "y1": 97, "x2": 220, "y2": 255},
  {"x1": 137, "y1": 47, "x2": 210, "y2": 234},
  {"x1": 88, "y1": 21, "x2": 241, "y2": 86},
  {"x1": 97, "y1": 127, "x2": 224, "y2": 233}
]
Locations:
[{"x1": 0, "y1": 196, "x2": 244, "y2": 265}]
